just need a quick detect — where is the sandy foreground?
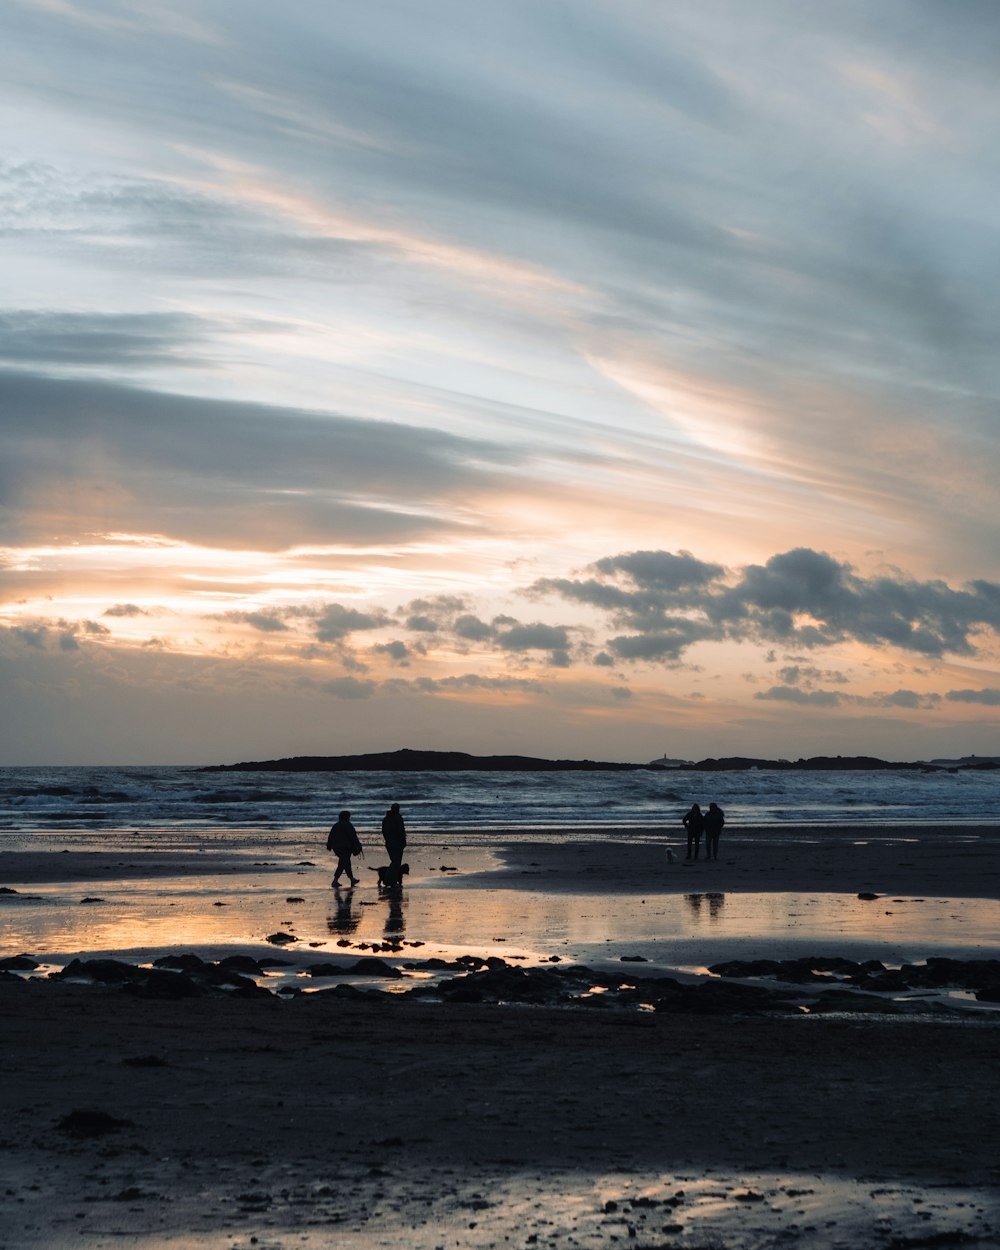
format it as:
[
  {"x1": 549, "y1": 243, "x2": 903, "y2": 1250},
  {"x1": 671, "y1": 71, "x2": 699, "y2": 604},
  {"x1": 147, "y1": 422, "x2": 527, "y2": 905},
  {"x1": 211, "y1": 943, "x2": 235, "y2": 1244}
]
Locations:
[{"x1": 2, "y1": 826, "x2": 999, "y2": 1249}]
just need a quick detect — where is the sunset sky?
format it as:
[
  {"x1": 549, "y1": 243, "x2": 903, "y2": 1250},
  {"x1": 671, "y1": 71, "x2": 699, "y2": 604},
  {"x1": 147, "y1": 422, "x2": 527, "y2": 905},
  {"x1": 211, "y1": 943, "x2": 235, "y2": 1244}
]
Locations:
[{"x1": 3, "y1": 0, "x2": 1000, "y2": 765}]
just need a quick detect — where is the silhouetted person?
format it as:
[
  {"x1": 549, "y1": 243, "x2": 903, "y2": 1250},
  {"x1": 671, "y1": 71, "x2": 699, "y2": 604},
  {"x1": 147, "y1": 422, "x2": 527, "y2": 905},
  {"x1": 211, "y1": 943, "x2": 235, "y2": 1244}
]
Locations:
[
  {"x1": 704, "y1": 802, "x2": 725, "y2": 860},
  {"x1": 682, "y1": 803, "x2": 704, "y2": 860},
  {"x1": 327, "y1": 809, "x2": 361, "y2": 887},
  {"x1": 381, "y1": 802, "x2": 407, "y2": 874}
]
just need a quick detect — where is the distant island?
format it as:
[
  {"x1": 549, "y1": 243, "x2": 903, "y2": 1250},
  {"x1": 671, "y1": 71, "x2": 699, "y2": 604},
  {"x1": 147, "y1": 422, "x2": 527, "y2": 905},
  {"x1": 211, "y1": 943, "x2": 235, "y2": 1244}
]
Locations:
[{"x1": 200, "y1": 748, "x2": 998, "y2": 773}]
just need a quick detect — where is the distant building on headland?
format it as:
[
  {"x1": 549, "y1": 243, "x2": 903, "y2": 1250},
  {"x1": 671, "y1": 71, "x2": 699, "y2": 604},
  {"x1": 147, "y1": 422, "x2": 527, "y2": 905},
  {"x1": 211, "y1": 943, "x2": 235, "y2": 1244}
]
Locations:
[{"x1": 647, "y1": 755, "x2": 694, "y2": 769}]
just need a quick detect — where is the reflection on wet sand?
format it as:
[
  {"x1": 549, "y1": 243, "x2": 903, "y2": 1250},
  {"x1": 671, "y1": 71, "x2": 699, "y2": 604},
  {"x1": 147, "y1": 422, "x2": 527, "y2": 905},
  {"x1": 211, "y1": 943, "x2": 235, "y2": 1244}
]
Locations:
[
  {"x1": 382, "y1": 884, "x2": 406, "y2": 938},
  {"x1": 684, "y1": 892, "x2": 726, "y2": 920},
  {"x1": 327, "y1": 884, "x2": 360, "y2": 935}
]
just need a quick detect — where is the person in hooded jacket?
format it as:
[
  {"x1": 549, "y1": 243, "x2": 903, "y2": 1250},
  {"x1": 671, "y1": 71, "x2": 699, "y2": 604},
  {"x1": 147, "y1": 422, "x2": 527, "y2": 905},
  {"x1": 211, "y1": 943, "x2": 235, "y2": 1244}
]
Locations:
[{"x1": 327, "y1": 809, "x2": 362, "y2": 887}]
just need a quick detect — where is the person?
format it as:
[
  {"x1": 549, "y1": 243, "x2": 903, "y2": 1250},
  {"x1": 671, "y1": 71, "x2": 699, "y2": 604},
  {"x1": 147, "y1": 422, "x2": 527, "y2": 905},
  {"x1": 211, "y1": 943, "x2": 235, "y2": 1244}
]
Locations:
[
  {"x1": 326, "y1": 809, "x2": 362, "y2": 887},
  {"x1": 703, "y1": 802, "x2": 725, "y2": 861},
  {"x1": 682, "y1": 802, "x2": 704, "y2": 860},
  {"x1": 381, "y1": 802, "x2": 407, "y2": 874}
]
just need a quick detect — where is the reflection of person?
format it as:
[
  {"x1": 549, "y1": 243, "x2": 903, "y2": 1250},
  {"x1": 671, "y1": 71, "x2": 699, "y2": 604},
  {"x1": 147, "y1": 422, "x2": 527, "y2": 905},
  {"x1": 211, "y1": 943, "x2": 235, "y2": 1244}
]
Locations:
[
  {"x1": 381, "y1": 803, "x2": 407, "y2": 873},
  {"x1": 328, "y1": 890, "x2": 360, "y2": 935},
  {"x1": 327, "y1": 809, "x2": 362, "y2": 887},
  {"x1": 384, "y1": 891, "x2": 405, "y2": 939},
  {"x1": 684, "y1": 892, "x2": 725, "y2": 919},
  {"x1": 682, "y1": 803, "x2": 704, "y2": 860},
  {"x1": 704, "y1": 802, "x2": 725, "y2": 861}
]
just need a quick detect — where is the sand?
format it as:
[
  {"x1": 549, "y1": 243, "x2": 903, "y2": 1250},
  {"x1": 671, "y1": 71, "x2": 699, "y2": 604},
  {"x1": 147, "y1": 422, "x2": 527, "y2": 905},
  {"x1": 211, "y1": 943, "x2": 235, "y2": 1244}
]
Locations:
[{"x1": 1, "y1": 824, "x2": 999, "y2": 1249}]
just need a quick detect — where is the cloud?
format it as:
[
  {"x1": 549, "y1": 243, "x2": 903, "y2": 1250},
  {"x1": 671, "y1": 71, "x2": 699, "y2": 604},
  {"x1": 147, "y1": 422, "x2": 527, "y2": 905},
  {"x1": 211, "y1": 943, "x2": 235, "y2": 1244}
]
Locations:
[
  {"x1": 103, "y1": 604, "x2": 149, "y2": 618},
  {"x1": 755, "y1": 684, "x2": 941, "y2": 711},
  {"x1": 400, "y1": 596, "x2": 471, "y2": 633},
  {"x1": 453, "y1": 614, "x2": 495, "y2": 642},
  {"x1": 0, "y1": 372, "x2": 521, "y2": 550},
  {"x1": 536, "y1": 546, "x2": 1000, "y2": 661},
  {"x1": 319, "y1": 676, "x2": 377, "y2": 699},
  {"x1": 219, "y1": 610, "x2": 289, "y2": 633},
  {"x1": 314, "y1": 604, "x2": 390, "y2": 643},
  {"x1": 0, "y1": 310, "x2": 211, "y2": 369},
  {"x1": 398, "y1": 673, "x2": 543, "y2": 695},
  {"x1": 946, "y1": 688, "x2": 1000, "y2": 706},
  {"x1": 374, "y1": 640, "x2": 410, "y2": 664},
  {"x1": 754, "y1": 686, "x2": 843, "y2": 707},
  {"x1": 495, "y1": 622, "x2": 571, "y2": 653}
]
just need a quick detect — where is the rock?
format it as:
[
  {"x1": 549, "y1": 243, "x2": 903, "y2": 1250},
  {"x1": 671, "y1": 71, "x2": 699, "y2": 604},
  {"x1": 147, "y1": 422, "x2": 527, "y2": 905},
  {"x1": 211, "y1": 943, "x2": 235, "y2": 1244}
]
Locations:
[
  {"x1": 857, "y1": 892, "x2": 881, "y2": 900},
  {"x1": 153, "y1": 953, "x2": 206, "y2": 971},
  {"x1": 653, "y1": 980, "x2": 797, "y2": 1015},
  {"x1": 218, "y1": 955, "x2": 263, "y2": 973},
  {"x1": 265, "y1": 932, "x2": 297, "y2": 945},
  {"x1": 349, "y1": 957, "x2": 403, "y2": 977},
  {"x1": 56, "y1": 1108, "x2": 134, "y2": 1137},
  {"x1": 52, "y1": 958, "x2": 140, "y2": 983},
  {"x1": 121, "y1": 970, "x2": 204, "y2": 1000},
  {"x1": 709, "y1": 959, "x2": 785, "y2": 978},
  {"x1": 0, "y1": 955, "x2": 38, "y2": 970},
  {"x1": 285, "y1": 896, "x2": 305, "y2": 903}
]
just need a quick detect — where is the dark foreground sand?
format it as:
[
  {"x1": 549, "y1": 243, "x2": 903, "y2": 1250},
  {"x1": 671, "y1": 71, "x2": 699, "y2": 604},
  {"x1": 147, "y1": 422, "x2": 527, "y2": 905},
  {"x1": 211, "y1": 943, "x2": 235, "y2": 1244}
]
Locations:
[
  {"x1": 2, "y1": 826, "x2": 999, "y2": 1248},
  {"x1": 1, "y1": 980, "x2": 998, "y2": 1249}
]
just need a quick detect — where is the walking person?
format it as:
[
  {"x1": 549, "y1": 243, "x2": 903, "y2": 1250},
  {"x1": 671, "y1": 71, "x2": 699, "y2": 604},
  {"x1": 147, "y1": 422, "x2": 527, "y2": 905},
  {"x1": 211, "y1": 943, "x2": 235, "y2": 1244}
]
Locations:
[
  {"x1": 703, "y1": 801, "x2": 725, "y2": 861},
  {"x1": 682, "y1": 802, "x2": 705, "y2": 861},
  {"x1": 327, "y1": 809, "x2": 362, "y2": 887},
  {"x1": 381, "y1": 802, "x2": 407, "y2": 883}
]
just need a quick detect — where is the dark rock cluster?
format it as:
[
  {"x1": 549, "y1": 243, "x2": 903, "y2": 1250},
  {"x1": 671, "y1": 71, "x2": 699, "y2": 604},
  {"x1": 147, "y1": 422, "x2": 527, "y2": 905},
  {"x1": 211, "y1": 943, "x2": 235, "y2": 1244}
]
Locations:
[
  {"x1": 49, "y1": 954, "x2": 284, "y2": 999},
  {"x1": 708, "y1": 955, "x2": 1000, "y2": 1003},
  {"x1": 24, "y1": 951, "x2": 1000, "y2": 1014}
]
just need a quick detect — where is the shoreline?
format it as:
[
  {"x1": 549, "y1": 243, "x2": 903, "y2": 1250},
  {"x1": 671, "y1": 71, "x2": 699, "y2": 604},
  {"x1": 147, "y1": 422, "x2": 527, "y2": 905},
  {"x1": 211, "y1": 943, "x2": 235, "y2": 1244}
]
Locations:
[{"x1": 4, "y1": 822, "x2": 1000, "y2": 896}]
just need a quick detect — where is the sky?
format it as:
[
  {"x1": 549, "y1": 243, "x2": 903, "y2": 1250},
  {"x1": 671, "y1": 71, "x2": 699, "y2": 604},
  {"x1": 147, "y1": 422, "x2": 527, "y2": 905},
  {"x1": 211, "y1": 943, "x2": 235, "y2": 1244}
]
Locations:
[{"x1": 2, "y1": 0, "x2": 1000, "y2": 766}]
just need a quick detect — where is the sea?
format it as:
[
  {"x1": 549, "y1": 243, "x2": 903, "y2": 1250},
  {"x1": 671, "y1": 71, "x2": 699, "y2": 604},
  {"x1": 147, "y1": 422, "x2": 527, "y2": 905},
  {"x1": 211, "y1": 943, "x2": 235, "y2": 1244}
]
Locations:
[{"x1": 2, "y1": 762, "x2": 998, "y2": 840}]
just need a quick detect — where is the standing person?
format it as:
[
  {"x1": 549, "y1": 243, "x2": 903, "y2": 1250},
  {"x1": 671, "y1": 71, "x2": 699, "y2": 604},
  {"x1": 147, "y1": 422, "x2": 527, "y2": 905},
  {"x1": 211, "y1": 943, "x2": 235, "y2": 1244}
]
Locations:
[
  {"x1": 703, "y1": 801, "x2": 725, "y2": 861},
  {"x1": 327, "y1": 809, "x2": 362, "y2": 887},
  {"x1": 682, "y1": 802, "x2": 705, "y2": 861},
  {"x1": 381, "y1": 802, "x2": 407, "y2": 879}
]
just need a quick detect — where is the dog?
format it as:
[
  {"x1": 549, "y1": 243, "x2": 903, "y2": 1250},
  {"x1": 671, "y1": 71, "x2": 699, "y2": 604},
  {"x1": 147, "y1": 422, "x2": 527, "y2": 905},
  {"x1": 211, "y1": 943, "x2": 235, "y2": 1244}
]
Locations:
[{"x1": 371, "y1": 862, "x2": 409, "y2": 889}]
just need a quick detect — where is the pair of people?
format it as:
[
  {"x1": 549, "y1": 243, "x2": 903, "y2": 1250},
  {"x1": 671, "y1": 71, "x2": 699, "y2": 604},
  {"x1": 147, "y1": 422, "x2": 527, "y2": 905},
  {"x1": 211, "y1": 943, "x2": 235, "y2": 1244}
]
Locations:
[
  {"x1": 326, "y1": 803, "x2": 407, "y2": 887},
  {"x1": 681, "y1": 801, "x2": 725, "y2": 860}
]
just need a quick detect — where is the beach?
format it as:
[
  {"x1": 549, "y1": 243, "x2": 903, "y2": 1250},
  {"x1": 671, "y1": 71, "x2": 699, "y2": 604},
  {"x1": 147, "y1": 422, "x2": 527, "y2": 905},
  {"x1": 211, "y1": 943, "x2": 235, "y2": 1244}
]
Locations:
[{"x1": 2, "y1": 823, "x2": 1000, "y2": 1248}]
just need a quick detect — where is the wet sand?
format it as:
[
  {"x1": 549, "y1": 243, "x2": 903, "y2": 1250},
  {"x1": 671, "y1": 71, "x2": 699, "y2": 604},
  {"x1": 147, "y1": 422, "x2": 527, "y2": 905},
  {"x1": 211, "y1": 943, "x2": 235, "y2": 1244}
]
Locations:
[
  {"x1": 484, "y1": 822, "x2": 1000, "y2": 897},
  {"x1": 5, "y1": 821, "x2": 999, "y2": 896},
  {"x1": 1, "y1": 825, "x2": 999, "y2": 1248}
]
